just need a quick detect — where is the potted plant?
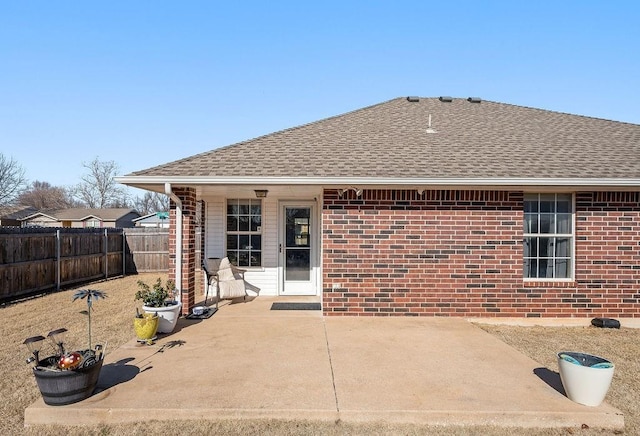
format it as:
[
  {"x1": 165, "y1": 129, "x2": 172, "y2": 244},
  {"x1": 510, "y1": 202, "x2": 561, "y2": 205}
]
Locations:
[
  {"x1": 22, "y1": 289, "x2": 107, "y2": 406},
  {"x1": 133, "y1": 309, "x2": 159, "y2": 345},
  {"x1": 135, "y1": 277, "x2": 182, "y2": 333},
  {"x1": 557, "y1": 351, "x2": 615, "y2": 407}
]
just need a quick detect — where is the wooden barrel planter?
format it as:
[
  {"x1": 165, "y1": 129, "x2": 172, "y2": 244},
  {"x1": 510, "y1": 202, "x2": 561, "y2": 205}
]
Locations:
[{"x1": 33, "y1": 352, "x2": 104, "y2": 406}]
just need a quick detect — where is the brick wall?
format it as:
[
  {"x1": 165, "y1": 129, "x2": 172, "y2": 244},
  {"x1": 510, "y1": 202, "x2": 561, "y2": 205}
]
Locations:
[
  {"x1": 573, "y1": 192, "x2": 640, "y2": 317},
  {"x1": 322, "y1": 189, "x2": 640, "y2": 318}
]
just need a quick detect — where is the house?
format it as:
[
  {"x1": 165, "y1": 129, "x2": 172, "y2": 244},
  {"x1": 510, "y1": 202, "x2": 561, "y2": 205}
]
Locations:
[
  {"x1": 117, "y1": 96, "x2": 640, "y2": 318},
  {"x1": 21, "y1": 208, "x2": 140, "y2": 228},
  {"x1": 0, "y1": 205, "x2": 38, "y2": 227},
  {"x1": 133, "y1": 211, "x2": 170, "y2": 228}
]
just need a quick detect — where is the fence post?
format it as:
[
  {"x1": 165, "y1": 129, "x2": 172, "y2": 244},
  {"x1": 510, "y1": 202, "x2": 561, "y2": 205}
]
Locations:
[
  {"x1": 122, "y1": 229, "x2": 126, "y2": 276},
  {"x1": 104, "y1": 228, "x2": 108, "y2": 279},
  {"x1": 56, "y1": 229, "x2": 61, "y2": 292}
]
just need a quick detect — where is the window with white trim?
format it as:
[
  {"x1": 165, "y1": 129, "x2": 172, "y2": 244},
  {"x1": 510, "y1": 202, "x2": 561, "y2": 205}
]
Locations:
[
  {"x1": 226, "y1": 199, "x2": 262, "y2": 267},
  {"x1": 523, "y1": 193, "x2": 573, "y2": 279},
  {"x1": 85, "y1": 219, "x2": 101, "y2": 228}
]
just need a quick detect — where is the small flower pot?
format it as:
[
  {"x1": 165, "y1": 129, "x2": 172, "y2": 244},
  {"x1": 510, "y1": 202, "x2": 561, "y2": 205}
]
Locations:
[
  {"x1": 557, "y1": 351, "x2": 615, "y2": 407},
  {"x1": 143, "y1": 302, "x2": 182, "y2": 333},
  {"x1": 134, "y1": 313, "x2": 159, "y2": 342}
]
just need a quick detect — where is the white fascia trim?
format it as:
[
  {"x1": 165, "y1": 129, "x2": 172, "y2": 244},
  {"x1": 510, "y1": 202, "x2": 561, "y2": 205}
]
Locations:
[
  {"x1": 116, "y1": 176, "x2": 640, "y2": 187},
  {"x1": 22, "y1": 212, "x2": 58, "y2": 220}
]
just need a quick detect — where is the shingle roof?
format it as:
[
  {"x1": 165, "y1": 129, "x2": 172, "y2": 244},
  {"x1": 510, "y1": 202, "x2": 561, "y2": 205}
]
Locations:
[
  {"x1": 26, "y1": 208, "x2": 138, "y2": 221},
  {"x1": 0, "y1": 205, "x2": 38, "y2": 219},
  {"x1": 126, "y1": 97, "x2": 640, "y2": 180}
]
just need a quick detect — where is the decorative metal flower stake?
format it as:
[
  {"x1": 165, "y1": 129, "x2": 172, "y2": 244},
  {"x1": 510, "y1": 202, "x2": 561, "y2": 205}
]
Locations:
[{"x1": 72, "y1": 289, "x2": 107, "y2": 350}]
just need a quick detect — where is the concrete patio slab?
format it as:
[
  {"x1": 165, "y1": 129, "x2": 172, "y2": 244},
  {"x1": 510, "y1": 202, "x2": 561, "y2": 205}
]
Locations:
[{"x1": 24, "y1": 297, "x2": 624, "y2": 430}]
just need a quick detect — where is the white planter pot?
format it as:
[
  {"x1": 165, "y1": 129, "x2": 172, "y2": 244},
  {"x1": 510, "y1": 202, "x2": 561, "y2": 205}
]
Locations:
[
  {"x1": 143, "y1": 302, "x2": 182, "y2": 333},
  {"x1": 557, "y1": 352, "x2": 614, "y2": 407}
]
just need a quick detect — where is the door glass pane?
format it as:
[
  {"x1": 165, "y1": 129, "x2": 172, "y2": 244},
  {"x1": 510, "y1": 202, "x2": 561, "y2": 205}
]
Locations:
[
  {"x1": 286, "y1": 208, "x2": 310, "y2": 247},
  {"x1": 284, "y1": 207, "x2": 312, "y2": 283},
  {"x1": 286, "y1": 249, "x2": 310, "y2": 281}
]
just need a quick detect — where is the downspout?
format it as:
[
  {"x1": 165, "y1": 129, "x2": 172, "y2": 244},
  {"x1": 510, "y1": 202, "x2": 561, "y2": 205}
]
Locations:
[{"x1": 165, "y1": 183, "x2": 183, "y2": 300}]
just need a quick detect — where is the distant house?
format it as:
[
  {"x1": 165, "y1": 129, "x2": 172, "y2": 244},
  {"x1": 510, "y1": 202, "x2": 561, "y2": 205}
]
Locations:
[
  {"x1": 0, "y1": 206, "x2": 38, "y2": 227},
  {"x1": 133, "y1": 212, "x2": 170, "y2": 228},
  {"x1": 21, "y1": 208, "x2": 140, "y2": 228},
  {"x1": 117, "y1": 96, "x2": 640, "y2": 319}
]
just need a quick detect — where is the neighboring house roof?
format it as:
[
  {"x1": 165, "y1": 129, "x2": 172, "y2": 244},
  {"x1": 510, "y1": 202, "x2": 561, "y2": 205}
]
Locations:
[
  {"x1": 119, "y1": 96, "x2": 640, "y2": 187},
  {"x1": 0, "y1": 205, "x2": 38, "y2": 220},
  {"x1": 23, "y1": 208, "x2": 139, "y2": 222},
  {"x1": 132, "y1": 212, "x2": 169, "y2": 223}
]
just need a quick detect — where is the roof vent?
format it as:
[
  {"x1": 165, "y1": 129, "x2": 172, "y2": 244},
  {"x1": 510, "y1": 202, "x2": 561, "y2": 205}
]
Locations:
[
  {"x1": 426, "y1": 114, "x2": 437, "y2": 134},
  {"x1": 467, "y1": 97, "x2": 482, "y2": 103},
  {"x1": 439, "y1": 96, "x2": 453, "y2": 102},
  {"x1": 406, "y1": 96, "x2": 420, "y2": 102}
]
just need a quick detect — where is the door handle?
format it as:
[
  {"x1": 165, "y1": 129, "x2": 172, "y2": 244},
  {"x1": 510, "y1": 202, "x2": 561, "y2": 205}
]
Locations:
[{"x1": 279, "y1": 243, "x2": 282, "y2": 253}]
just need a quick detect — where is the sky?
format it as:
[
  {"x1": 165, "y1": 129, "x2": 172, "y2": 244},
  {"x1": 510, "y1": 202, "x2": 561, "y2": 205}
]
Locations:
[{"x1": 1, "y1": 1, "x2": 639, "y2": 195}]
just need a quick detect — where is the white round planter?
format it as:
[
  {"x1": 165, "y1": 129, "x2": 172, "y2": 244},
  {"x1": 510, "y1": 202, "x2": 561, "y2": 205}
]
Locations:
[
  {"x1": 557, "y1": 352, "x2": 614, "y2": 407},
  {"x1": 143, "y1": 302, "x2": 182, "y2": 333}
]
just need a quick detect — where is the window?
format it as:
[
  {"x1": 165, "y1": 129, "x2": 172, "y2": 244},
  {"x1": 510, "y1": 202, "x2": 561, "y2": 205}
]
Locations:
[
  {"x1": 523, "y1": 193, "x2": 573, "y2": 279},
  {"x1": 226, "y1": 199, "x2": 262, "y2": 267}
]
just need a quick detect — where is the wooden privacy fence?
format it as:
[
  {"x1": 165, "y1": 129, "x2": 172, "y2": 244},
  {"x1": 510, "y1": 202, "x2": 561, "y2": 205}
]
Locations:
[
  {"x1": 0, "y1": 227, "x2": 171, "y2": 302},
  {"x1": 123, "y1": 227, "x2": 170, "y2": 273}
]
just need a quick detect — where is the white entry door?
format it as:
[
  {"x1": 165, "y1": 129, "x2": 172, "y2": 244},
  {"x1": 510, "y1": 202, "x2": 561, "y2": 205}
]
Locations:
[{"x1": 279, "y1": 202, "x2": 317, "y2": 295}]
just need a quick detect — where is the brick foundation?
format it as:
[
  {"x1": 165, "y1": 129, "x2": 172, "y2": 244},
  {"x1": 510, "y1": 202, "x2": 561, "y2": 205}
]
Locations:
[{"x1": 322, "y1": 189, "x2": 640, "y2": 317}]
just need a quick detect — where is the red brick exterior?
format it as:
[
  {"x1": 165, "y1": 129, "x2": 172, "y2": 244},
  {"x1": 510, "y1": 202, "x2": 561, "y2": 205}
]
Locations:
[
  {"x1": 322, "y1": 189, "x2": 640, "y2": 317},
  {"x1": 169, "y1": 187, "x2": 197, "y2": 315}
]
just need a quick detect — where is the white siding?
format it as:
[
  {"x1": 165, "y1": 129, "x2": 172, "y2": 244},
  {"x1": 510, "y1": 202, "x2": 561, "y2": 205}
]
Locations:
[{"x1": 205, "y1": 196, "x2": 225, "y2": 258}]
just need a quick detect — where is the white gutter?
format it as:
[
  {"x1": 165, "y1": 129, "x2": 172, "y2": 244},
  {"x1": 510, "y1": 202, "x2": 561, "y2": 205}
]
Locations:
[
  {"x1": 164, "y1": 183, "x2": 182, "y2": 300},
  {"x1": 117, "y1": 176, "x2": 640, "y2": 187}
]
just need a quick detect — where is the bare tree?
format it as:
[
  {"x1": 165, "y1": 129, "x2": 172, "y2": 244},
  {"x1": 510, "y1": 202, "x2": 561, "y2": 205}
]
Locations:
[
  {"x1": 133, "y1": 191, "x2": 169, "y2": 215},
  {"x1": 17, "y1": 180, "x2": 75, "y2": 210},
  {"x1": 73, "y1": 158, "x2": 127, "y2": 208},
  {"x1": 0, "y1": 153, "x2": 28, "y2": 205}
]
